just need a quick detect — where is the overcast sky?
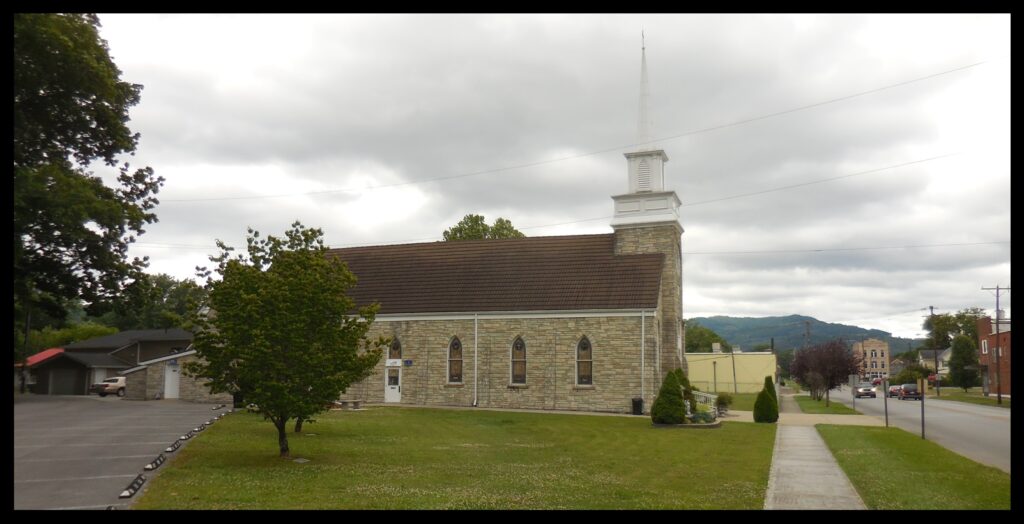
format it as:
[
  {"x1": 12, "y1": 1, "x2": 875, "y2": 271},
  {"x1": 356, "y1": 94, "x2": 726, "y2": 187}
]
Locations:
[{"x1": 93, "y1": 14, "x2": 1010, "y2": 339}]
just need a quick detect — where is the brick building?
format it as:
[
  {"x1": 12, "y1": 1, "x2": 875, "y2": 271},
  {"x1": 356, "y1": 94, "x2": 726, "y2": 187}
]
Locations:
[{"x1": 976, "y1": 316, "x2": 1011, "y2": 396}]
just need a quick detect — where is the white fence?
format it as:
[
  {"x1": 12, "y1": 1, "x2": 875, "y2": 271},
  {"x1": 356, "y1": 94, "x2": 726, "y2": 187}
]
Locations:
[{"x1": 691, "y1": 391, "x2": 719, "y2": 419}]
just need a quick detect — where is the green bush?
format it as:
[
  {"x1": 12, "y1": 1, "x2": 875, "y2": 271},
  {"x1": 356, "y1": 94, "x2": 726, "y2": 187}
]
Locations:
[
  {"x1": 670, "y1": 368, "x2": 697, "y2": 415},
  {"x1": 763, "y1": 376, "x2": 777, "y2": 404},
  {"x1": 690, "y1": 411, "x2": 714, "y2": 424},
  {"x1": 753, "y1": 387, "x2": 779, "y2": 423},
  {"x1": 715, "y1": 392, "x2": 733, "y2": 410},
  {"x1": 651, "y1": 371, "x2": 685, "y2": 424}
]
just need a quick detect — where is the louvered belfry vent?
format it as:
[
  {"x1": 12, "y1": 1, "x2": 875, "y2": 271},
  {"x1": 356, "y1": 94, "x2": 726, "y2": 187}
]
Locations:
[{"x1": 638, "y1": 159, "x2": 651, "y2": 191}]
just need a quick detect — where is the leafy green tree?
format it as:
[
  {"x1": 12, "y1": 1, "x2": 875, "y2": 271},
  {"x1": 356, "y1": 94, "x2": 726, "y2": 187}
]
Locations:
[
  {"x1": 777, "y1": 348, "x2": 795, "y2": 378},
  {"x1": 442, "y1": 214, "x2": 525, "y2": 241},
  {"x1": 684, "y1": 321, "x2": 733, "y2": 353},
  {"x1": 14, "y1": 13, "x2": 164, "y2": 325},
  {"x1": 891, "y1": 363, "x2": 930, "y2": 386},
  {"x1": 948, "y1": 334, "x2": 980, "y2": 392},
  {"x1": 922, "y1": 308, "x2": 986, "y2": 350},
  {"x1": 185, "y1": 222, "x2": 386, "y2": 457},
  {"x1": 17, "y1": 322, "x2": 118, "y2": 355},
  {"x1": 98, "y1": 273, "x2": 207, "y2": 330},
  {"x1": 651, "y1": 370, "x2": 685, "y2": 424}
]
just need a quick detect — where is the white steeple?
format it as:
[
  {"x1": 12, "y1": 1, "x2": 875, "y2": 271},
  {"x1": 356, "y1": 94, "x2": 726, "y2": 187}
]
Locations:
[
  {"x1": 612, "y1": 33, "x2": 680, "y2": 229},
  {"x1": 638, "y1": 30, "x2": 652, "y2": 150}
]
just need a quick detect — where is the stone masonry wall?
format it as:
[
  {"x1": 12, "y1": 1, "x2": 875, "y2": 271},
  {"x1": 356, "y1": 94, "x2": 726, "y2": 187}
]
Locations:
[
  {"x1": 178, "y1": 355, "x2": 233, "y2": 403},
  {"x1": 124, "y1": 369, "x2": 147, "y2": 400},
  {"x1": 613, "y1": 223, "x2": 684, "y2": 374},
  {"x1": 350, "y1": 315, "x2": 662, "y2": 414},
  {"x1": 123, "y1": 355, "x2": 230, "y2": 403}
]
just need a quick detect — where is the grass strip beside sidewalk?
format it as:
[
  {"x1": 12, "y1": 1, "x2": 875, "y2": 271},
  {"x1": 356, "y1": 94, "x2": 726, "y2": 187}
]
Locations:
[
  {"x1": 794, "y1": 395, "x2": 859, "y2": 414},
  {"x1": 817, "y1": 424, "x2": 1010, "y2": 509}
]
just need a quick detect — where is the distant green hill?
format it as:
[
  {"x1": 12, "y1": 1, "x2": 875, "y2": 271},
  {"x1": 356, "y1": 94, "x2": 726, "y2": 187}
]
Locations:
[{"x1": 687, "y1": 314, "x2": 924, "y2": 355}]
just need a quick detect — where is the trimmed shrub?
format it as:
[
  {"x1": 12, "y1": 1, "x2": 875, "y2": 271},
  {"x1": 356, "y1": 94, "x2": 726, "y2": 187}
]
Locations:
[
  {"x1": 753, "y1": 388, "x2": 779, "y2": 423},
  {"x1": 670, "y1": 368, "x2": 698, "y2": 415},
  {"x1": 690, "y1": 411, "x2": 714, "y2": 424},
  {"x1": 651, "y1": 371, "x2": 685, "y2": 424},
  {"x1": 715, "y1": 392, "x2": 733, "y2": 411},
  {"x1": 763, "y1": 376, "x2": 777, "y2": 404}
]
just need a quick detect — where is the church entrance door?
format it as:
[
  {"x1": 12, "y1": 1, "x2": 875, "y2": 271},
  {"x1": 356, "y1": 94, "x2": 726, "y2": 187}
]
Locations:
[{"x1": 385, "y1": 366, "x2": 401, "y2": 403}]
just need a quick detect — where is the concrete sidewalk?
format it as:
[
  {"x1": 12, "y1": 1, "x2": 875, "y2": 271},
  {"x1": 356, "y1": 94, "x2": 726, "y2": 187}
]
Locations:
[{"x1": 762, "y1": 387, "x2": 868, "y2": 509}]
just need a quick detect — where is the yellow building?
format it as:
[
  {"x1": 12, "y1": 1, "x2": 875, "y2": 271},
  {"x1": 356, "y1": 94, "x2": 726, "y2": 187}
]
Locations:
[{"x1": 684, "y1": 352, "x2": 777, "y2": 393}]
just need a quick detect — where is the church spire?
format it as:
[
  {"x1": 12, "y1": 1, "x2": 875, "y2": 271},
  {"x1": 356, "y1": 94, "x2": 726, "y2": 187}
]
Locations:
[
  {"x1": 611, "y1": 30, "x2": 679, "y2": 227},
  {"x1": 637, "y1": 30, "x2": 652, "y2": 150}
]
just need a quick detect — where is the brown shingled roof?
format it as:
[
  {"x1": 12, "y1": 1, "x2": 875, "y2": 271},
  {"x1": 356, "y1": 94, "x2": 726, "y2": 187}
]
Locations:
[{"x1": 326, "y1": 234, "x2": 663, "y2": 314}]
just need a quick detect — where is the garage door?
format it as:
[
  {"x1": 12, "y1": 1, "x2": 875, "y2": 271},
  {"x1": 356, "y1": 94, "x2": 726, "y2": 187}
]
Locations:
[{"x1": 50, "y1": 369, "x2": 78, "y2": 395}]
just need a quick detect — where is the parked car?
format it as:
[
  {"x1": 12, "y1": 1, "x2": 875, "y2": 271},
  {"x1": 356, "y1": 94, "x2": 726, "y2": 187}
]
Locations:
[
  {"x1": 872, "y1": 377, "x2": 883, "y2": 386},
  {"x1": 899, "y1": 383, "x2": 922, "y2": 400},
  {"x1": 888, "y1": 385, "x2": 903, "y2": 398},
  {"x1": 854, "y1": 382, "x2": 877, "y2": 398},
  {"x1": 90, "y1": 376, "x2": 126, "y2": 397}
]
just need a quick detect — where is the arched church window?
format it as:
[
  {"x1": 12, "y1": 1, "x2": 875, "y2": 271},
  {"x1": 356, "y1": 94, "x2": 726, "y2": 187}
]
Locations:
[
  {"x1": 577, "y1": 337, "x2": 593, "y2": 385},
  {"x1": 389, "y1": 338, "x2": 402, "y2": 359},
  {"x1": 511, "y1": 337, "x2": 526, "y2": 384},
  {"x1": 448, "y1": 337, "x2": 463, "y2": 384}
]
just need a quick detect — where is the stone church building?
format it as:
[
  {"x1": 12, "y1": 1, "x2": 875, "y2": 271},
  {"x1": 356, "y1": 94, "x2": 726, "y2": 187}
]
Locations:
[{"x1": 331, "y1": 146, "x2": 684, "y2": 414}]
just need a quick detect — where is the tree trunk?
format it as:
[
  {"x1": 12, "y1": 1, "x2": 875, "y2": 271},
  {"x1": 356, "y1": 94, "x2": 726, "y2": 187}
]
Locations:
[
  {"x1": 295, "y1": 418, "x2": 303, "y2": 433},
  {"x1": 275, "y1": 418, "x2": 290, "y2": 457},
  {"x1": 825, "y1": 389, "x2": 830, "y2": 407}
]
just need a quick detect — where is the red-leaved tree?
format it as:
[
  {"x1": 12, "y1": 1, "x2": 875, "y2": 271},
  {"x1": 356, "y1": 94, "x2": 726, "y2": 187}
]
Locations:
[{"x1": 789, "y1": 339, "x2": 863, "y2": 406}]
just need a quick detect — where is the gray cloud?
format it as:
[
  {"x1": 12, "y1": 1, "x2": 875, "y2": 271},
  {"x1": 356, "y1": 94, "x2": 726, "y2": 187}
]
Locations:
[{"x1": 96, "y1": 13, "x2": 1010, "y2": 338}]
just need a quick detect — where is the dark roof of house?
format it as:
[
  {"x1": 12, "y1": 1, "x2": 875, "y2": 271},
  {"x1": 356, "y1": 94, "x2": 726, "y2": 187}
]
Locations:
[
  {"x1": 64, "y1": 328, "x2": 193, "y2": 350},
  {"x1": 918, "y1": 349, "x2": 950, "y2": 360},
  {"x1": 326, "y1": 234, "x2": 664, "y2": 314},
  {"x1": 62, "y1": 352, "x2": 131, "y2": 369}
]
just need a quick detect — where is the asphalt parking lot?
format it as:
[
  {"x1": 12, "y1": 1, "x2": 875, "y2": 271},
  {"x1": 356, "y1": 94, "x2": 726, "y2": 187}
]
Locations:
[{"x1": 14, "y1": 394, "x2": 229, "y2": 509}]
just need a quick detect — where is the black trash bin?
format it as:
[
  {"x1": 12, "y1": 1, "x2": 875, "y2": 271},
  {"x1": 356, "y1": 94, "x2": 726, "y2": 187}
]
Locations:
[{"x1": 631, "y1": 397, "x2": 643, "y2": 415}]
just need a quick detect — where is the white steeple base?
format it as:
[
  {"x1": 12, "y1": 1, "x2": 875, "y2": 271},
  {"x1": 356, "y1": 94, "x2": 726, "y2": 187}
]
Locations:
[{"x1": 610, "y1": 190, "x2": 683, "y2": 230}]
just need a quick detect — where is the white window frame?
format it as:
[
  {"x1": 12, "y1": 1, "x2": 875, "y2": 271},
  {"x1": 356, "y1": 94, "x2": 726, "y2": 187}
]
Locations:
[{"x1": 982, "y1": 340, "x2": 989, "y2": 355}]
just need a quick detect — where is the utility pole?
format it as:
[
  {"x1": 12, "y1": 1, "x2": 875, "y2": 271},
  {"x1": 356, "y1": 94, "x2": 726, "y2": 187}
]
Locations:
[
  {"x1": 981, "y1": 285, "x2": 1010, "y2": 405},
  {"x1": 713, "y1": 360, "x2": 717, "y2": 392},
  {"x1": 730, "y1": 347, "x2": 738, "y2": 394},
  {"x1": 928, "y1": 305, "x2": 940, "y2": 397}
]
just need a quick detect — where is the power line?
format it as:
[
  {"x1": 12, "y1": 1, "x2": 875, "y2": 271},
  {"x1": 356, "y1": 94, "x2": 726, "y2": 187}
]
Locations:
[
  {"x1": 513, "y1": 152, "x2": 959, "y2": 230},
  {"x1": 135, "y1": 239, "x2": 1010, "y2": 256},
  {"x1": 683, "y1": 241, "x2": 1009, "y2": 256},
  {"x1": 159, "y1": 62, "x2": 986, "y2": 204},
  {"x1": 680, "y1": 154, "x2": 958, "y2": 207}
]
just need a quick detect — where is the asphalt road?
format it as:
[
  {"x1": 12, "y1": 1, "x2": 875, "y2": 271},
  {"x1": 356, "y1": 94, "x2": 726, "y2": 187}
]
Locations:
[
  {"x1": 14, "y1": 394, "x2": 229, "y2": 510},
  {"x1": 827, "y1": 387, "x2": 1011, "y2": 474}
]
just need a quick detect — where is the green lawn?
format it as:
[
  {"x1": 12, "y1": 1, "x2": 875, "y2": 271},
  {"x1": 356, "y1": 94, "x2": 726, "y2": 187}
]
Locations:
[
  {"x1": 794, "y1": 395, "x2": 859, "y2": 414},
  {"x1": 817, "y1": 425, "x2": 1010, "y2": 509},
  {"x1": 714, "y1": 392, "x2": 759, "y2": 411},
  {"x1": 926, "y1": 387, "x2": 1010, "y2": 409},
  {"x1": 133, "y1": 407, "x2": 776, "y2": 509}
]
